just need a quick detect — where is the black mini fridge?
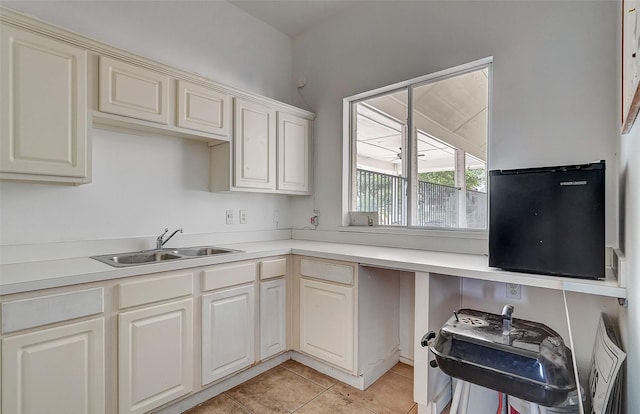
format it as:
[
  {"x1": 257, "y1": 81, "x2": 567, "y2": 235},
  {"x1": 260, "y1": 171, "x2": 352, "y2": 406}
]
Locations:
[{"x1": 489, "y1": 161, "x2": 605, "y2": 279}]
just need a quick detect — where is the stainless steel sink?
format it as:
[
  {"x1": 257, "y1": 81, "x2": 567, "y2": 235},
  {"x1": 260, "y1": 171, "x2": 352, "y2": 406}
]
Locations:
[
  {"x1": 168, "y1": 246, "x2": 240, "y2": 257},
  {"x1": 91, "y1": 246, "x2": 241, "y2": 267}
]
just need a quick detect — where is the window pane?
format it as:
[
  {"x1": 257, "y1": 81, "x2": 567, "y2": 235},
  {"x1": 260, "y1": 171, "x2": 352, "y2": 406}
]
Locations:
[
  {"x1": 347, "y1": 60, "x2": 490, "y2": 232},
  {"x1": 416, "y1": 133, "x2": 458, "y2": 227},
  {"x1": 412, "y1": 67, "x2": 488, "y2": 229},
  {"x1": 465, "y1": 153, "x2": 487, "y2": 229},
  {"x1": 353, "y1": 89, "x2": 408, "y2": 226}
]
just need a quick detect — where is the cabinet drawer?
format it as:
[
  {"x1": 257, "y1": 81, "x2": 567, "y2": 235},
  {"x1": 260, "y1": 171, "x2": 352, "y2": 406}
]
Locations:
[
  {"x1": 99, "y1": 56, "x2": 170, "y2": 124},
  {"x1": 118, "y1": 271, "x2": 193, "y2": 309},
  {"x1": 202, "y1": 262, "x2": 256, "y2": 291},
  {"x1": 300, "y1": 258, "x2": 355, "y2": 285},
  {"x1": 260, "y1": 257, "x2": 287, "y2": 280},
  {"x1": 2, "y1": 287, "x2": 103, "y2": 334}
]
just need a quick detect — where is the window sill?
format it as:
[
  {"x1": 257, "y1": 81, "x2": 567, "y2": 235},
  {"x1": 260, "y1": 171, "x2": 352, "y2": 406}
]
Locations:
[{"x1": 337, "y1": 226, "x2": 488, "y2": 240}]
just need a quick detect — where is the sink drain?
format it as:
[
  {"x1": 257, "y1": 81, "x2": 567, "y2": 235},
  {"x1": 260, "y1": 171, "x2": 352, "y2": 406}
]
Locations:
[{"x1": 458, "y1": 315, "x2": 489, "y2": 327}]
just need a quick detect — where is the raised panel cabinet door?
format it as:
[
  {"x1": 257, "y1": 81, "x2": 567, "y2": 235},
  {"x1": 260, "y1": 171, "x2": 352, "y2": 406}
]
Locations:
[
  {"x1": 2, "y1": 318, "x2": 105, "y2": 414},
  {"x1": 99, "y1": 56, "x2": 169, "y2": 124},
  {"x1": 176, "y1": 80, "x2": 230, "y2": 137},
  {"x1": 260, "y1": 278, "x2": 286, "y2": 360},
  {"x1": 118, "y1": 299, "x2": 193, "y2": 414},
  {"x1": 277, "y1": 112, "x2": 311, "y2": 193},
  {"x1": 233, "y1": 99, "x2": 276, "y2": 189},
  {"x1": 202, "y1": 284, "x2": 255, "y2": 385},
  {"x1": 0, "y1": 25, "x2": 88, "y2": 180},
  {"x1": 299, "y1": 278, "x2": 354, "y2": 372}
]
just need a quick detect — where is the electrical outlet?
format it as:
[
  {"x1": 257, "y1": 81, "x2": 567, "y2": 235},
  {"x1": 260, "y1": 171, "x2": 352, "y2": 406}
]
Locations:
[
  {"x1": 506, "y1": 283, "x2": 521, "y2": 299},
  {"x1": 226, "y1": 210, "x2": 234, "y2": 225},
  {"x1": 273, "y1": 210, "x2": 280, "y2": 223},
  {"x1": 239, "y1": 210, "x2": 247, "y2": 224}
]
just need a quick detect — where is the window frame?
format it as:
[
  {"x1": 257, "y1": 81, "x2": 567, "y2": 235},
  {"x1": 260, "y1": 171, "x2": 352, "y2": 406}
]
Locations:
[{"x1": 341, "y1": 57, "x2": 493, "y2": 236}]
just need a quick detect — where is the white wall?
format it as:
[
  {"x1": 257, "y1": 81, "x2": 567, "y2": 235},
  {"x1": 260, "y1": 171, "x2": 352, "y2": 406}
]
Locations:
[
  {"x1": 290, "y1": 1, "x2": 619, "y2": 249},
  {"x1": 2, "y1": 0, "x2": 293, "y2": 102},
  {"x1": 619, "y1": 123, "x2": 639, "y2": 414},
  {"x1": 0, "y1": 1, "x2": 294, "y2": 250}
]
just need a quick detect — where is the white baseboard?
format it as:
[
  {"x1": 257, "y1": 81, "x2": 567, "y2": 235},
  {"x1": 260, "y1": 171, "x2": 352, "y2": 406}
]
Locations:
[
  {"x1": 361, "y1": 349, "x2": 402, "y2": 389},
  {"x1": 399, "y1": 356, "x2": 414, "y2": 366},
  {"x1": 291, "y1": 352, "x2": 366, "y2": 389}
]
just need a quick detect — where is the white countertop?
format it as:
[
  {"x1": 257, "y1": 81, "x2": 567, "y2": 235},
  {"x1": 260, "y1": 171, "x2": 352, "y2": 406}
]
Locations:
[{"x1": 0, "y1": 240, "x2": 625, "y2": 298}]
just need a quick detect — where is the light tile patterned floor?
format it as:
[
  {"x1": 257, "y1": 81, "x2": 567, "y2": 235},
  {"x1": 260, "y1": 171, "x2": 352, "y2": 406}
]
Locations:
[{"x1": 184, "y1": 360, "x2": 417, "y2": 414}]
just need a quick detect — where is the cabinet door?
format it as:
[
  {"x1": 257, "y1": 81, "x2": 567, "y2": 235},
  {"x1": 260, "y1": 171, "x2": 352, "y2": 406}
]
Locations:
[
  {"x1": 299, "y1": 278, "x2": 354, "y2": 371},
  {"x1": 260, "y1": 278, "x2": 286, "y2": 360},
  {"x1": 118, "y1": 299, "x2": 193, "y2": 414},
  {"x1": 2, "y1": 318, "x2": 105, "y2": 414},
  {"x1": 277, "y1": 112, "x2": 311, "y2": 193},
  {"x1": 99, "y1": 56, "x2": 169, "y2": 124},
  {"x1": 233, "y1": 99, "x2": 276, "y2": 190},
  {"x1": 0, "y1": 25, "x2": 88, "y2": 181},
  {"x1": 202, "y1": 284, "x2": 255, "y2": 385},
  {"x1": 176, "y1": 80, "x2": 230, "y2": 136}
]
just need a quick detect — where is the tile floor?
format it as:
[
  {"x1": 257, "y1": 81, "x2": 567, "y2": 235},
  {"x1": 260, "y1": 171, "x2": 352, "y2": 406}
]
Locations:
[{"x1": 184, "y1": 360, "x2": 418, "y2": 414}]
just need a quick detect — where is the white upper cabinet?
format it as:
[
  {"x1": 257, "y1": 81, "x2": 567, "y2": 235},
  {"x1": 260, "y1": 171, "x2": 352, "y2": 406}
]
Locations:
[
  {"x1": 1, "y1": 9, "x2": 312, "y2": 189},
  {"x1": 233, "y1": 98, "x2": 277, "y2": 190},
  {"x1": 95, "y1": 56, "x2": 232, "y2": 143},
  {"x1": 177, "y1": 79, "x2": 230, "y2": 137},
  {"x1": 0, "y1": 24, "x2": 89, "y2": 184},
  {"x1": 277, "y1": 112, "x2": 311, "y2": 194},
  {"x1": 210, "y1": 102, "x2": 313, "y2": 195},
  {"x1": 99, "y1": 56, "x2": 170, "y2": 124}
]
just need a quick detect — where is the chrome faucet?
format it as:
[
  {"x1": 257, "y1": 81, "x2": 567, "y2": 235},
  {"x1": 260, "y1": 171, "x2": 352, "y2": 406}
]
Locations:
[
  {"x1": 502, "y1": 304, "x2": 514, "y2": 336},
  {"x1": 156, "y1": 228, "x2": 183, "y2": 249}
]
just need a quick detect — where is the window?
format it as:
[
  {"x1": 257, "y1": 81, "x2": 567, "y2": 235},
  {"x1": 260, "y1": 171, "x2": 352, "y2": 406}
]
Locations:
[{"x1": 345, "y1": 58, "x2": 491, "y2": 231}]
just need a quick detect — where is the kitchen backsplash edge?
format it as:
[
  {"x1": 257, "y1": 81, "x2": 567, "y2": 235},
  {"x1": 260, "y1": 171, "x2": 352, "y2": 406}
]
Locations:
[{"x1": 0, "y1": 229, "x2": 292, "y2": 265}]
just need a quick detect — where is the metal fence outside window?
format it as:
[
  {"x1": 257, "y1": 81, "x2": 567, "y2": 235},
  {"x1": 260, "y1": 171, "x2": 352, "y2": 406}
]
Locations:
[
  {"x1": 355, "y1": 169, "x2": 406, "y2": 225},
  {"x1": 355, "y1": 169, "x2": 486, "y2": 228}
]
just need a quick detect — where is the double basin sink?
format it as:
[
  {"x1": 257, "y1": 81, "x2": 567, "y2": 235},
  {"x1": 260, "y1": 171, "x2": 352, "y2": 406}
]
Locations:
[{"x1": 91, "y1": 246, "x2": 242, "y2": 268}]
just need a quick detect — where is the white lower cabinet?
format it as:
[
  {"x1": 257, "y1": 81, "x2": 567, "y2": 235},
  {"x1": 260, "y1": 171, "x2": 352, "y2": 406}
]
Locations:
[
  {"x1": 260, "y1": 278, "x2": 286, "y2": 360},
  {"x1": 201, "y1": 284, "x2": 255, "y2": 385},
  {"x1": 1, "y1": 317, "x2": 105, "y2": 414},
  {"x1": 299, "y1": 277, "x2": 355, "y2": 372},
  {"x1": 118, "y1": 298, "x2": 194, "y2": 414}
]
